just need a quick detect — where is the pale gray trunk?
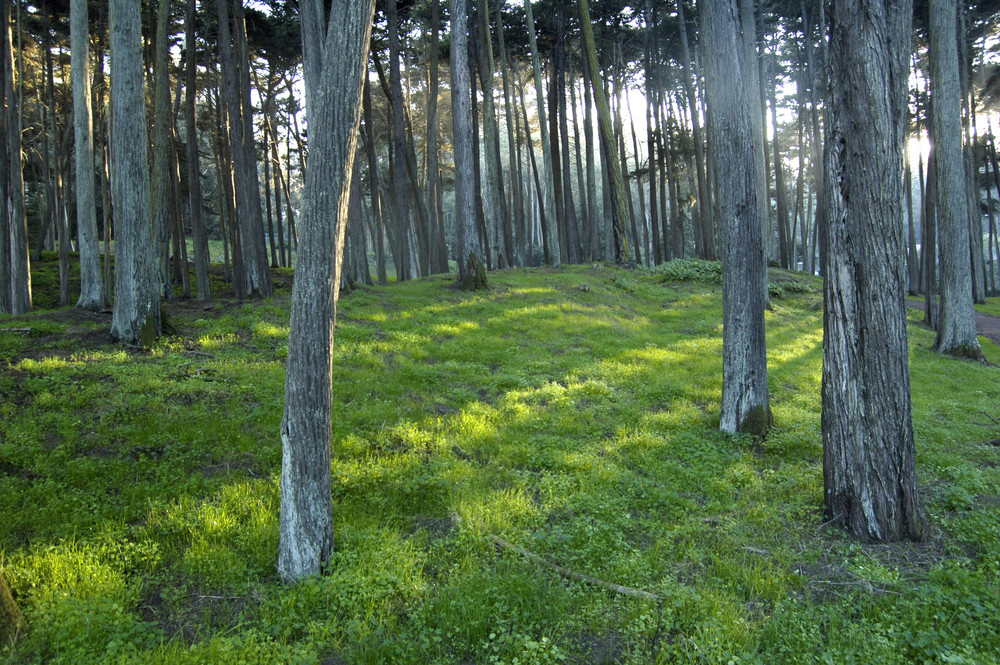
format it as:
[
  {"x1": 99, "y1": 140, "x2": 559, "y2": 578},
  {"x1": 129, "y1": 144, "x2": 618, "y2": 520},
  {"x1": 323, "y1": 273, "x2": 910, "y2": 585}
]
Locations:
[
  {"x1": 3, "y1": 0, "x2": 29, "y2": 314},
  {"x1": 524, "y1": 0, "x2": 561, "y2": 265},
  {"x1": 279, "y1": 0, "x2": 375, "y2": 583},
  {"x1": 477, "y1": 0, "x2": 511, "y2": 267},
  {"x1": 152, "y1": 0, "x2": 173, "y2": 297},
  {"x1": 108, "y1": 0, "x2": 159, "y2": 345},
  {"x1": 452, "y1": 0, "x2": 480, "y2": 281},
  {"x1": 71, "y1": 0, "x2": 103, "y2": 310},
  {"x1": 822, "y1": 0, "x2": 925, "y2": 542},
  {"x1": 929, "y1": 0, "x2": 981, "y2": 358},
  {"x1": 185, "y1": 0, "x2": 211, "y2": 300},
  {"x1": 701, "y1": 0, "x2": 771, "y2": 436},
  {"x1": 387, "y1": 0, "x2": 413, "y2": 281}
]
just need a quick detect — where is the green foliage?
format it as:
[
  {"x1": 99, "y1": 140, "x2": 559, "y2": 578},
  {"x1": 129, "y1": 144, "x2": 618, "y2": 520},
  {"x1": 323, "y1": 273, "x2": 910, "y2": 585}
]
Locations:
[{"x1": 1, "y1": 259, "x2": 998, "y2": 664}]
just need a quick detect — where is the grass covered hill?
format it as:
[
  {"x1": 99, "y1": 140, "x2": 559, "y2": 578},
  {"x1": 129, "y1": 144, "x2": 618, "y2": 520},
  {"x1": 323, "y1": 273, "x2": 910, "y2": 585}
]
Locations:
[{"x1": 1, "y1": 257, "x2": 999, "y2": 664}]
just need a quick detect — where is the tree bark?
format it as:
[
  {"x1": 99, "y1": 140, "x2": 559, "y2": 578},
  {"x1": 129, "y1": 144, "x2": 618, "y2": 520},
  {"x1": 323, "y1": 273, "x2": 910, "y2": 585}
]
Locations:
[
  {"x1": 185, "y1": 0, "x2": 211, "y2": 299},
  {"x1": 822, "y1": 0, "x2": 926, "y2": 542},
  {"x1": 279, "y1": 0, "x2": 376, "y2": 583},
  {"x1": 152, "y1": 0, "x2": 173, "y2": 297},
  {"x1": 4, "y1": 0, "x2": 30, "y2": 315},
  {"x1": 578, "y1": 0, "x2": 631, "y2": 263},
  {"x1": 71, "y1": 0, "x2": 103, "y2": 310},
  {"x1": 108, "y1": 0, "x2": 159, "y2": 345},
  {"x1": 929, "y1": 0, "x2": 981, "y2": 358},
  {"x1": 524, "y1": 0, "x2": 561, "y2": 265},
  {"x1": 452, "y1": 0, "x2": 481, "y2": 285},
  {"x1": 701, "y1": 0, "x2": 771, "y2": 436}
]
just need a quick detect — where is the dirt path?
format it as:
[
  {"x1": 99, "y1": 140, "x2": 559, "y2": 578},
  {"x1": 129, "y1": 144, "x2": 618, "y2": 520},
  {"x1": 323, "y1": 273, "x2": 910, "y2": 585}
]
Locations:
[{"x1": 906, "y1": 299, "x2": 1000, "y2": 347}]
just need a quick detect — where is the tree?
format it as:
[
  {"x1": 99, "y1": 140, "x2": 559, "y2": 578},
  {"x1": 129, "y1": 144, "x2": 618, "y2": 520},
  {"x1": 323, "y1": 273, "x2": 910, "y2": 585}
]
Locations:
[
  {"x1": 701, "y1": 0, "x2": 771, "y2": 436},
  {"x1": 108, "y1": 0, "x2": 159, "y2": 345},
  {"x1": 70, "y1": 0, "x2": 103, "y2": 310},
  {"x1": 184, "y1": 0, "x2": 211, "y2": 301},
  {"x1": 278, "y1": 0, "x2": 376, "y2": 583},
  {"x1": 452, "y1": 0, "x2": 485, "y2": 288},
  {"x1": 2, "y1": 0, "x2": 30, "y2": 315},
  {"x1": 930, "y1": 0, "x2": 983, "y2": 359},
  {"x1": 822, "y1": 0, "x2": 926, "y2": 542}
]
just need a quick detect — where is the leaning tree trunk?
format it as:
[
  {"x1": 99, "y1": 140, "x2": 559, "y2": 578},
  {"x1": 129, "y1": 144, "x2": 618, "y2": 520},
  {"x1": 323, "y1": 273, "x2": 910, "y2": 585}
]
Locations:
[
  {"x1": 279, "y1": 0, "x2": 376, "y2": 583},
  {"x1": 701, "y1": 0, "x2": 771, "y2": 437},
  {"x1": 821, "y1": 0, "x2": 926, "y2": 543},
  {"x1": 108, "y1": 0, "x2": 159, "y2": 345},
  {"x1": 524, "y1": 0, "x2": 561, "y2": 265},
  {"x1": 578, "y1": 0, "x2": 631, "y2": 263},
  {"x1": 929, "y1": 0, "x2": 982, "y2": 359},
  {"x1": 71, "y1": 0, "x2": 103, "y2": 310}
]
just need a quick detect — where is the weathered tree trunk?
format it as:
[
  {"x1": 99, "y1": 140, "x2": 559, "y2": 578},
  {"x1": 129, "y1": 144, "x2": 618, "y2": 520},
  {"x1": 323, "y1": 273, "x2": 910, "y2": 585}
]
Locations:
[
  {"x1": 386, "y1": 0, "x2": 413, "y2": 281},
  {"x1": 152, "y1": 0, "x2": 173, "y2": 297},
  {"x1": 362, "y1": 80, "x2": 387, "y2": 285},
  {"x1": 524, "y1": 0, "x2": 561, "y2": 265},
  {"x1": 185, "y1": 0, "x2": 211, "y2": 300},
  {"x1": 701, "y1": 0, "x2": 771, "y2": 437},
  {"x1": 676, "y1": 0, "x2": 712, "y2": 260},
  {"x1": 279, "y1": 0, "x2": 376, "y2": 583},
  {"x1": 71, "y1": 0, "x2": 103, "y2": 310},
  {"x1": 452, "y1": 0, "x2": 483, "y2": 286},
  {"x1": 425, "y1": 0, "x2": 447, "y2": 273},
  {"x1": 929, "y1": 0, "x2": 981, "y2": 359},
  {"x1": 578, "y1": 0, "x2": 631, "y2": 263},
  {"x1": 108, "y1": 0, "x2": 159, "y2": 346},
  {"x1": 822, "y1": 0, "x2": 926, "y2": 542}
]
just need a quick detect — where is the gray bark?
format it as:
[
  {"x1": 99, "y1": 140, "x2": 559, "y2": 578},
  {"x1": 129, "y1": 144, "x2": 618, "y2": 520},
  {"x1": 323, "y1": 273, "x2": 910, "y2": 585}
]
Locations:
[
  {"x1": 3, "y1": 0, "x2": 29, "y2": 314},
  {"x1": 152, "y1": 0, "x2": 173, "y2": 297},
  {"x1": 279, "y1": 0, "x2": 375, "y2": 583},
  {"x1": 822, "y1": 0, "x2": 926, "y2": 542},
  {"x1": 71, "y1": 0, "x2": 103, "y2": 310},
  {"x1": 524, "y1": 0, "x2": 561, "y2": 265},
  {"x1": 451, "y1": 0, "x2": 479, "y2": 281},
  {"x1": 929, "y1": 0, "x2": 981, "y2": 358},
  {"x1": 108, "y1": 0, "x2": 159, "y2": 345},
  {"x1": 185, "y1": 0, "x2": 211, "y2": 300},
  {"x1": 387, "y1": 0, "x2": 413, "y2": 281},
  {"x1": 701, "y1": 0, "x2": 771, "y2": 436}
]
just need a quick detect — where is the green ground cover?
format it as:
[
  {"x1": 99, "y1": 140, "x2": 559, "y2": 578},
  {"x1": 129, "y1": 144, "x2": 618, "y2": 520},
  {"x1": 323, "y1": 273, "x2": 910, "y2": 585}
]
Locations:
[{"x1": 1, "y1": 257, "x2": 998, "y2": 664}]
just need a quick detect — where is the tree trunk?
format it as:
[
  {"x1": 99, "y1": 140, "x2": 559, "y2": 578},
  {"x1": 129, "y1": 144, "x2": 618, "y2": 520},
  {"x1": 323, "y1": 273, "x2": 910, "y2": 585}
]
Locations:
[
  {"x1": 279, "y1": 0, "x2": 376, "y2": 583},
  {"x1": 387, "y1": 0, "x2": 413, "y2": 281},
  {"x1": 452, "y1": 0, "x2": 482, "y2": 286},
  {"x1": 929, "y1": 0, "x2": 981, "y2": 359},
  {"x1": 108, "y1": 0, "x2": 159, "y2": 345},
  {"x1": 185, "y1": 0, "x2": 211, "y2": 300},
  {"x1": 822, "y1": 0, "x2": 926, "y2": 542},
  {"x1": 152, "y1": 0, "x2": 173, "y2": 297},
  {"x1": 578, "y1": 0, "x2": 631, "y2": 263},
  {"x1": 71, "y1": 0, "x2": 103, "y2": 309},
  {"x1": 524, "y1": 0, "x2": 561, "y2": 265},
  {"x1": 0, "y1": 568, "x2": 21, "y2": 647},
  {"x1": 701, "y1": 0, "x2": 771, "y2": 436}
]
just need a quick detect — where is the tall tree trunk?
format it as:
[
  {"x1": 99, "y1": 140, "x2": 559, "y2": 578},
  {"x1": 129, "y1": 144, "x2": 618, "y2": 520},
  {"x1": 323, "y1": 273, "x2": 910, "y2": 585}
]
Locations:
[
  {"x1": 524, "y1": 0, "x2": 561, "y2": 265},
  {"x1": 279, "y1": 0, "x2": 376, "y2": 583},
  {"x1": 929, "y1": 0, "x2": 981, "y2": 358},
  {"x1": 452, "y1": 0, "x2": 483, "y2": 286},
  {"x1": 71, "y1": 0, "x2": 103, "y2": 309},
  {"x1": 676, "y1": 0, "x2": 712, "y2": 260},
  {"x1": 425, "y1": 0, "x2": 447, "y2": 273},
  {"x1": 701, "y1": 0, "x2": 771, "y2": 436},
  {"x1": 108, "y1": 0, "x2": 159, "y2": 345},
  {"x1": 362, "y1": 80, "x2": 387, "y2": 285},
  {"x1": 578, "y1": 0, "x2": 631, "y2": 263},
  {"x1": 822, "y1": 0, "x2": 925, "y2": 542},
  {"x1": 185, "y1": 0, "x2": 211, "y2": 299},
  {"x1": 152, "y1": 0, "x2": 173, "y2": 297},
  {"x1": 387, "y1": 0, "x2": 413, "y2": 281}
]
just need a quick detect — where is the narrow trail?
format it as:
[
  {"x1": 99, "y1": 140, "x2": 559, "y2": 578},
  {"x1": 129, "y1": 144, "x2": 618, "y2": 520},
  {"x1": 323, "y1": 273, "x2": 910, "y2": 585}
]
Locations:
[{"x1": 906, "y1": 299, "x2": 1000, "y2": 347}]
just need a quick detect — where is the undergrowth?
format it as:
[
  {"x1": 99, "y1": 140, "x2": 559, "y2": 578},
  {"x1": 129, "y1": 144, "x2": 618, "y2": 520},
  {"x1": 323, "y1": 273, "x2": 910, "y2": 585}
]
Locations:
[{"x1": 0, "y1": 256, "x2": 998, "y2": 664}]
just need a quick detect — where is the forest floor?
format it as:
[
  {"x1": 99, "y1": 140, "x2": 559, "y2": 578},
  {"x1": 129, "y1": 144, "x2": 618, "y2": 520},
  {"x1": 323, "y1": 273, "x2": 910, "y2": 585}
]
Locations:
[
  {"x1": 906, "y1": 298, "x2": 1000, "y2": 347},
  {"x1": 1, "y1": 254, "x2": 999, "y2": 664}
]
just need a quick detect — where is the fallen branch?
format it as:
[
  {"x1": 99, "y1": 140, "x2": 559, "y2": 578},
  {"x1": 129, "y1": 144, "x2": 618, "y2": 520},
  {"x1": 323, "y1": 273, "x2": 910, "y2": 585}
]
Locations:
[
  {"x1": 450, "y1": 513, "x2": 661, "y2": 601},
  {"x1": 1, "y1": 328, "x2": 32, "y2": 335}
]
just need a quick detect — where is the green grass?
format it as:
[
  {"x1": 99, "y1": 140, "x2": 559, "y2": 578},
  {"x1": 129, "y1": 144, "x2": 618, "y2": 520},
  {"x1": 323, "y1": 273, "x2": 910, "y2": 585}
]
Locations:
[
  {"x1": 1, "y1": 258, "x2": 999, "y2": 664},
  {"x1": 977, "y1": 296, "x2": 1000, "y2": 319}
]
